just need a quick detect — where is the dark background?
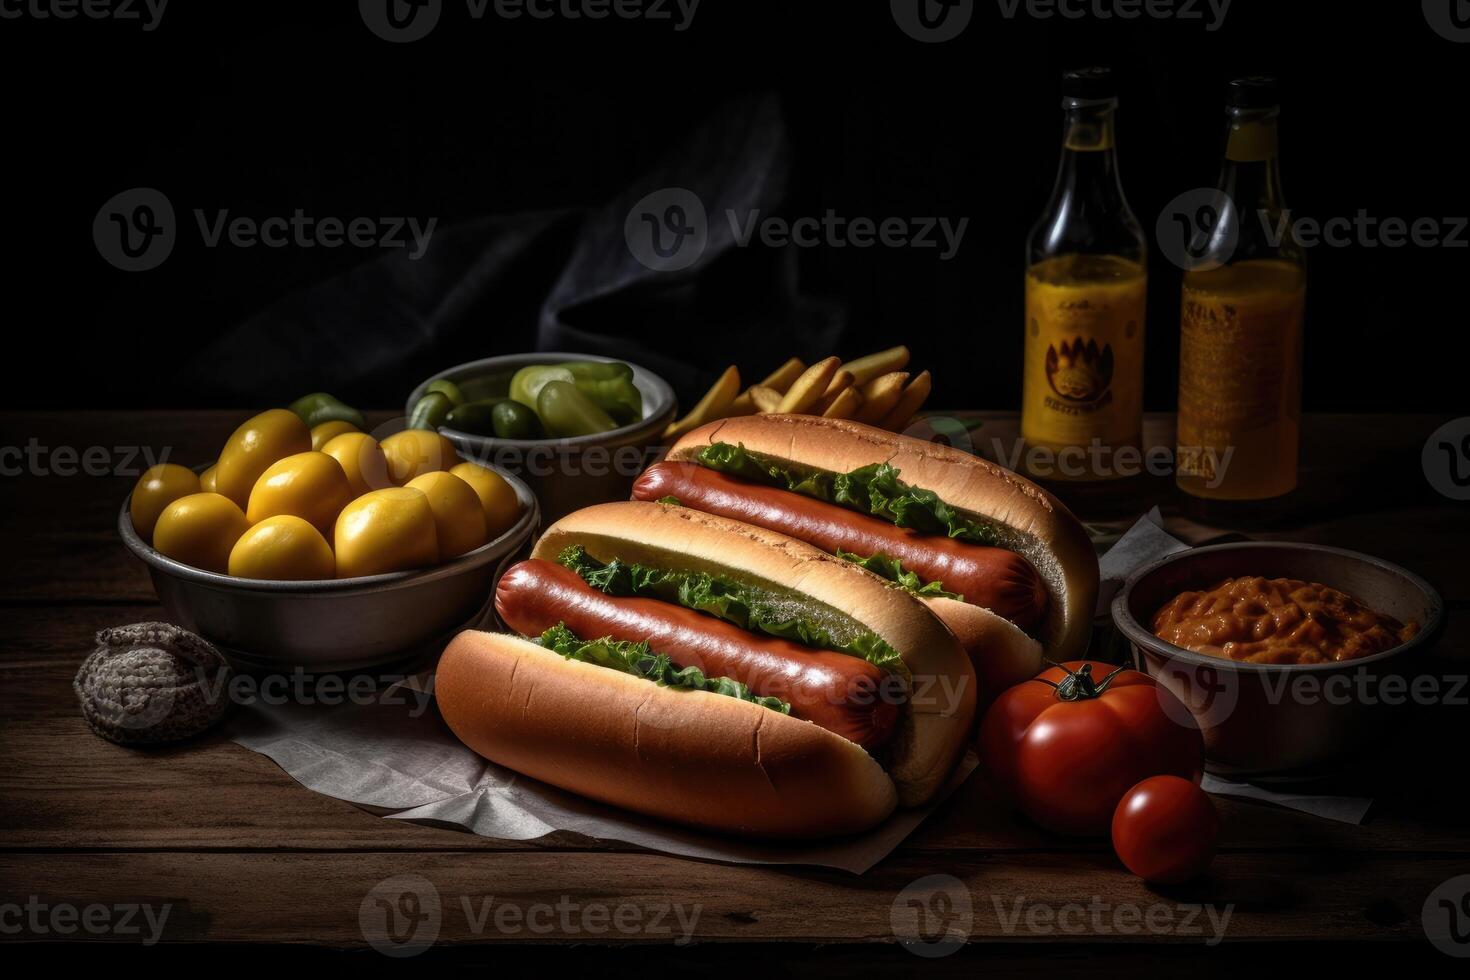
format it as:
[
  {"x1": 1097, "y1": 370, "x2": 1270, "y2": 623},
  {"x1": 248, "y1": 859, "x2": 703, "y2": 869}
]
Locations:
[{"x1": 4, "y1": 0, "x2": 1466, "y2": 412}]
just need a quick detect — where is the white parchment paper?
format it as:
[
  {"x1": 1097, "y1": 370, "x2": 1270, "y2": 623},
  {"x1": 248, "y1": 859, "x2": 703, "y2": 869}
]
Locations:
[{"x1": 226, "y1": 674, "x2": 977, "y2": 874}]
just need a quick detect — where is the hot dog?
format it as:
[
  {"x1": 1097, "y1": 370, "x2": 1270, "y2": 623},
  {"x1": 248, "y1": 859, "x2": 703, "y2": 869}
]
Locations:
[
  {"x1": 634, "y1": 462, "x2": 1047, "y2": 629},
  {"x1": 435, "y1": 501, "x2": 976, "y2": 838},
  {"x1": 495, "y1": 558, "x2": 899, "y2": 748},
  {"x1": 653, "y1": 415, "x2": 1100, "y2": 696}
]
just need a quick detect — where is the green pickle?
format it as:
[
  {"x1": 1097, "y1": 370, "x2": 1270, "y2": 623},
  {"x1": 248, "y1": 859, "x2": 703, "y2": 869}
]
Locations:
[
  {"x1": 536, "y1": 381, "x2": 617, "y2": 437},
  {"x1": 509, "y1": 365, "x2": 575, "y2": 410},
  {"x1": 425, "y1": 379, "x2": 466, "y2": 407},
  {"x1": 491, "y1": 400, "x2": 544, "y2": 440},
  {"x1": 442, "y1": 399, "x2": 503, "y2": 435},
  {"x1": 408, "y1": 392, "x2": 454, "y2": 430},
  {"x1": 572, "y1": 376, "x2": 641, "y2": 425},
  {"x1": 559, "y1": 360, "x2": 633, "y2": 382},
  {"x1": 289, "y1": 392, "x2": 365, "y2": 431}
]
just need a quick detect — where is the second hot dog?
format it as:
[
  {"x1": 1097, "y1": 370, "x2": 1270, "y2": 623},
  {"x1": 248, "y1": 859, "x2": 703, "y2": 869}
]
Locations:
[
  {"x1": 495, "y1": 558, "x2": 900, "y2": 749},
  {"x1": 634, "y1": 461, "x2": 1047, "y2": 630}
]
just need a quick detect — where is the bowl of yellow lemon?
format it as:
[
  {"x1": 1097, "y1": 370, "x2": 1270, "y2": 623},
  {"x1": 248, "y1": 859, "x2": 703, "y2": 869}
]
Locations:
[{"x1": 119, "y1": 395, "x2": 538, "y2": 672}]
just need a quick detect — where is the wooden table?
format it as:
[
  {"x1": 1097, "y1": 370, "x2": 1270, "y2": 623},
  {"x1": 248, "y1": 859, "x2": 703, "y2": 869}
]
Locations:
[{"x1": 2, "y1": 411, "x2": 1466, "y2": 967}]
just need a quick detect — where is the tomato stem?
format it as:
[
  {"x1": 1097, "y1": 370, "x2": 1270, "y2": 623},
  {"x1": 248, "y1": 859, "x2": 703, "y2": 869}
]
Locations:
[{"x1": 1038, "y1": 661, "x2": 1132, "y2": 701}]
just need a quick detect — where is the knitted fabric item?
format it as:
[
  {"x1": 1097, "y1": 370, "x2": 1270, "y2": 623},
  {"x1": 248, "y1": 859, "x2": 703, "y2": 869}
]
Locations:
[{"x1": 74, "y1": 622, "x2": 232, "y2": 745}]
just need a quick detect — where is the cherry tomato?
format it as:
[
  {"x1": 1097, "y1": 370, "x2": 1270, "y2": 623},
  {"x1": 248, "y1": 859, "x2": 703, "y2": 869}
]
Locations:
[
  {"x1": 978, "y1": 661, "x2": 1204, "y2": 836},
  {"x1": 1112, "y1": 775, "x2": 1219, "y2": 883}
]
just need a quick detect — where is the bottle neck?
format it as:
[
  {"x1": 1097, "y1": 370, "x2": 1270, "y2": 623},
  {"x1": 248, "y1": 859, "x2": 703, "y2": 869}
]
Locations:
[
  {"x1": 1220, "y1": 106, "x2": 1285, "y2": 210},
  {"x1": 1053, "y1": 100, "x2": 1128, "y2": 209},
  {"x1": 1030, "y1": 97, "x2": 1143, "y2": 266},
  {"x1": 1215, "y1": 105, "x2": 1302, "y2": 264}
]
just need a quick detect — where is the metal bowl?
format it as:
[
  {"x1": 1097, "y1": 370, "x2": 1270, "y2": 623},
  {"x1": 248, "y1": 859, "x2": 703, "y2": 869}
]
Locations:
[
  {"x1": 1112, "y1": 542, "x2": 1444, "y2": 777},
  {"x1": 406, "y1": 352, "x2": 677, "y2": 523},
  {"x1": 119, "y1": 465, "x2": 539, "y2": 674}
]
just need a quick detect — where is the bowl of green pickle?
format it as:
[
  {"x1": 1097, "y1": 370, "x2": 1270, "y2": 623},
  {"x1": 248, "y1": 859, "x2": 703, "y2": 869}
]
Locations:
[{"x1": 405, "y1": 353, "x2": 677, "y2": 521}]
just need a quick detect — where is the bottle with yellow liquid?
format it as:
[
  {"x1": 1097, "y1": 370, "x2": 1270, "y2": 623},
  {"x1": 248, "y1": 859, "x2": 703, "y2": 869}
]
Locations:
[
  {"x1": 1176, "y1": 76, "x2": 1305, "y2": 521},
  {"x1": 1022, "y1": 68, "x2": 1148, "y2": 506}
]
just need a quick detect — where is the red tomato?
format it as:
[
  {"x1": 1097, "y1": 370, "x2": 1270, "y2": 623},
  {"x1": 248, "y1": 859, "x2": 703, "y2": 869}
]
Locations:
[
  {"x1": 978, "y1": 661, "x2": 1204, "y2": 836},
  {"x1": 1112, "y1": 775, "x2": 1219, "y2": 883}
]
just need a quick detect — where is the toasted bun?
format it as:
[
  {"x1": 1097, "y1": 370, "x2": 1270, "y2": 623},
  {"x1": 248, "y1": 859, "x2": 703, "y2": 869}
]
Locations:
[
  {"x1": 667, "y1": 415, "x2": 1099, "y2": 662},
  {"x1": 531, "y1": 501, "x2": 975, "y2": 807},
  {"x1": 437, "y1": 630, "x2": 898, "y2": 838}
]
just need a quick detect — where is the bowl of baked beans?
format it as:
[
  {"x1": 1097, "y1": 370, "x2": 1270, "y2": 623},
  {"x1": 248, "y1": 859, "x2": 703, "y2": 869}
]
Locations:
[{"x1": 1112, "y1": 542, "x2": 1443, "y2": 776}]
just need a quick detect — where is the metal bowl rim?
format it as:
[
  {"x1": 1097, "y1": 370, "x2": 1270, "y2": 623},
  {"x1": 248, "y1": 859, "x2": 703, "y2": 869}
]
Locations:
[
  {"x1": 406, "y1": 351, "x2": 677, "y2": 449},
  {"x1": 119, "y1": 460, "x2": 539, "y2": 594},
  {"x1": 1110, "y1": 540, "x2": 1445, "y2": 673}
]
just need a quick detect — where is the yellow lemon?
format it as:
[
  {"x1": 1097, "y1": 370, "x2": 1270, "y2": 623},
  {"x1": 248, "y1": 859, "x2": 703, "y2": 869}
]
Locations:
[
  {"x1": 129, "y1": 463, "x2": 200, "y2": 543},
  {"x1": 448, "y1": 462, "x2": 521, "y2": 539},
  {"x1": 246, "y1": 451, "x2": 353, "y2": 536},
  {"x1": 380, "y1": 429, "x2": 459, "y2": 485},
  {"x1": 152, "y1": 492, "x2": 250, "y2": 574},
  {"x1": 321, "y1": 432, "x2": 393, "y2": 498},
  {"x1": 334, "y1": 487, "x2": 438, "y2": 578},
  {"x1": 310, "y1": 419, "x2": 359, "y2": 451},
  {"x1": 406, "y1": 471, "x2": 487, "y2": 560},
  {"x1": 228, "y1": 515, "x2": 335, "y2": 580},
  {"x1": 216, "y1": 408, "x2": 311, "y2": 508}
]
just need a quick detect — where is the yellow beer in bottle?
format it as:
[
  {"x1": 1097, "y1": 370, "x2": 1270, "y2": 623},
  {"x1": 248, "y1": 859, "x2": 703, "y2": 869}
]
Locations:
[
  {"x1": 1022, "y1": 68, "x2": 1147, "y2": 495},
  {"x1": 1176, "y1": 77, "x2": 1306, "y2": 513}
]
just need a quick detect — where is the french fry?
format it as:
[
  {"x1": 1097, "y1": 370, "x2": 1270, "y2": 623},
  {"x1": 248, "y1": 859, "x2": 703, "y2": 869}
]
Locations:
[
  {"x1": 760, "y1": 357, "x2": 807, "y2": 394},
  {"x1": 777, "y1": 356, "x2": 841, "y2": 414},
  {"x1": 747, "y1": 385, "x2": 783, "y2": 413},
  {"x1": 810, "y1": 370, "x2": 854, "y2": 415},
  {"x1": 728, "y1": 357, "x2": 806, "y2": 415},
  {"x1": 663, "y1": 365, "x2": 740, "y2": 440},
  {"x1": 853, "y1": 371, "x2": 909, "y2": 425},
  {"x1": 821, "y1": 386, "x2": 864, "y2": 420},
  {"x1": 841, "y1": 345, "x2": 910, "y2": 388},
  {"x1": 877, "y1": 370, "x2": 931, "y2": 432}
]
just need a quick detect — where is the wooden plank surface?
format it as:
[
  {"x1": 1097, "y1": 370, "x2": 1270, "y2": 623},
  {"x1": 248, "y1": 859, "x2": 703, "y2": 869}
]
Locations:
[
  {"x1": 1, "y1": 411, "x2": 1466, "y2": 949},
  {"x1": 1, "y1": 850, "x2": 1456, "y2": 945}
]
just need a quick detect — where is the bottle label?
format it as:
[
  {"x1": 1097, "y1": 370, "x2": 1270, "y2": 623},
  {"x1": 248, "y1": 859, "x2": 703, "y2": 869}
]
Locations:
[
  {"x1": 1022, "y1": 256, "x2": 1147, "y2": 479},
  {"x1": 1177, "y1": 260, "x2": 1305, "y2": 500}
]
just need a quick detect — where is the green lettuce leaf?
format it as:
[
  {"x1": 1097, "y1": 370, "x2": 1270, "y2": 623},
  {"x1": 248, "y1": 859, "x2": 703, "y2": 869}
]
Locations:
[
  {"x1": 557, "y1": 545, "x2": 905, "y2": 675},
  {"x1": 836, "y1": 551, "x2": 964, "y2": 601},
  {"x1": 536, "y1": 623, "x2": 790, "y2": 714},
  {"x1": 694, "y1": 442, "x2": 998, "y2": 545}
]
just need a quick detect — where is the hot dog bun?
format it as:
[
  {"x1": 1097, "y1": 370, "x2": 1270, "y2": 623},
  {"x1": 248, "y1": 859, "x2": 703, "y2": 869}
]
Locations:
[
  {"x1": 527, "y1": 501, "x2": 976, "y2": 807},
  {"x1": 437, "y1": 630, "x2": 898, "y2": 838},
  {"x1": 665, "y1": 415, "x2": 1099, "y2": 665}
]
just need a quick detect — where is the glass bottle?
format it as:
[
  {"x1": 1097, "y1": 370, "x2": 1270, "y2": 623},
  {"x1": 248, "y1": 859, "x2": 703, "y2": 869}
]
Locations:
[
  {"x1": 1176, "y1": 76, "x2": 1306, "y2": 521},
  {"x1": 1022, "y1": 67, "x2": 1148, "y2": 505}
]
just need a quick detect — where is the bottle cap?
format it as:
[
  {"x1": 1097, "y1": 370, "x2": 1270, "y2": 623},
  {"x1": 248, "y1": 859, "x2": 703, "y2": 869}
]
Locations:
[
  {"x1": 1227, "y1": 76, "x2": 1280, "y2": 109},
  {"x1": 1062, "y1": 67, "x2": 1116, "y2": 102}
]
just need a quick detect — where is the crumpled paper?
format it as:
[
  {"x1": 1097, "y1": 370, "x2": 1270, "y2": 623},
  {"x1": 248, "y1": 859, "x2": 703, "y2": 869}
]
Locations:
[
  {"x1": 1100, "y1": 511, "x2": 1373, "y2": 825},
  {"x1": 225, "y1": 637, "x2": 977, "y2": 873}
]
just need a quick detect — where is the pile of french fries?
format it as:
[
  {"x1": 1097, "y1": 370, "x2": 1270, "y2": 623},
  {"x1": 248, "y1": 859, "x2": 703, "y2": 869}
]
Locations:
[{"x1": 664, "y1": 346, "x2": 931, "y2": 441}]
